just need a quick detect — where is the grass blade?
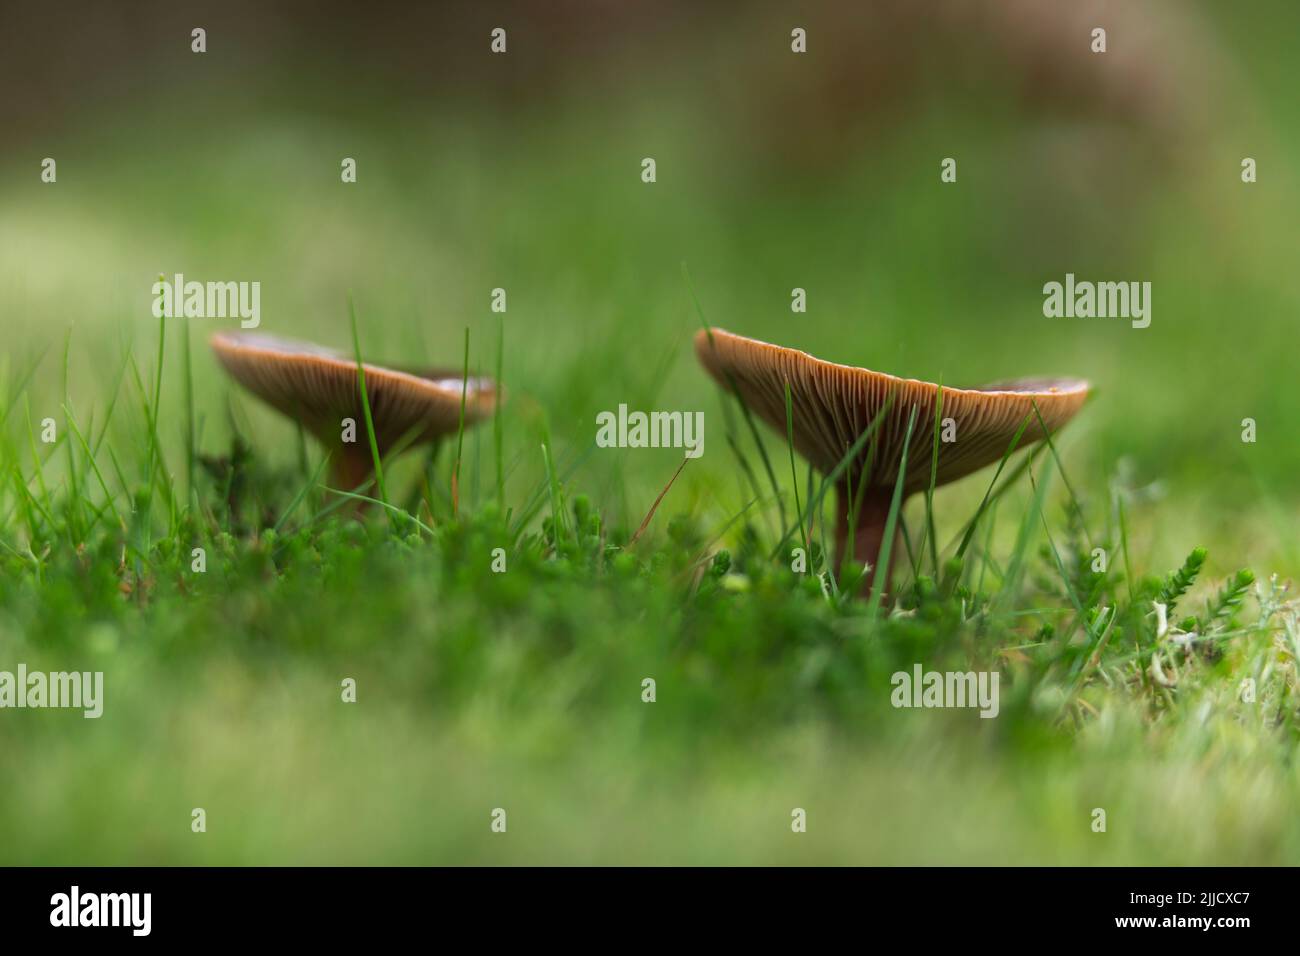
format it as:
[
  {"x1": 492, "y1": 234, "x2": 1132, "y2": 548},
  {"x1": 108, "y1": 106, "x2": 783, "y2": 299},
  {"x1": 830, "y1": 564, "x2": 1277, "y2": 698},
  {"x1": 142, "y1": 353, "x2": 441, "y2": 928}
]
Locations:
[
  {"x1": 347, "y1": 293, "x2": 388, "y2": 506},
  {"x1": 784, "y1": 381, "x2": 806, "y2": 549},
  {"x1": 866, "y1": 404, "x2": 919, "y2": 618}
]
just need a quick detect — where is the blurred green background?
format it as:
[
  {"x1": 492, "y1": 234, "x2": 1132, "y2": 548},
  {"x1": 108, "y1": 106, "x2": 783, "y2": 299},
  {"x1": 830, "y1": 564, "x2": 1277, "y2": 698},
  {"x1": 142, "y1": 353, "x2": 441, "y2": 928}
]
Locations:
[
  {"x1": 2, "y1": 0, "x2": 1298, "y2": 863},
  {"x1": 5, "y1": 0, "x2": 1297, "y2": 572}
]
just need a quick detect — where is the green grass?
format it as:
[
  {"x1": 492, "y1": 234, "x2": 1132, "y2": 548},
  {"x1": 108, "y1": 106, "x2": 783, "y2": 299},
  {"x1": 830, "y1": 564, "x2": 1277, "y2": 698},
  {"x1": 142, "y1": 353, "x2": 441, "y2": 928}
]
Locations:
[
  {"x1": 0, "y1": 305, "x2": 1296, "y2": 864},
  {"x1": 3, "y1": 0, "x2": 1300, "y2": 864}
]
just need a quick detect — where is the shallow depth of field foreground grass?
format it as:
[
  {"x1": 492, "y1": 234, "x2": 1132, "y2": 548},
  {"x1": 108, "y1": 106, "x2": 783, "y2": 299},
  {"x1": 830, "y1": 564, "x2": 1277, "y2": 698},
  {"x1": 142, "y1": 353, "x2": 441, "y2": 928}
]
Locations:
[{"x1": 2, "y1": 0, "x2": 1300, "y2": 864}]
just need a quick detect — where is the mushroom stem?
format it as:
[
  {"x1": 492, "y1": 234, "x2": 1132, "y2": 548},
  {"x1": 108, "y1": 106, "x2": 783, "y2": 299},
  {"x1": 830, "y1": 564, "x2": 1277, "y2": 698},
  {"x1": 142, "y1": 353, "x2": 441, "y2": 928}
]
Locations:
[
  {"x1": 332, "y1": 450, "x2": 376, "y2": 501},
  {"x1": 834, "y1": 484, "x2": 901, "y2": 597}
]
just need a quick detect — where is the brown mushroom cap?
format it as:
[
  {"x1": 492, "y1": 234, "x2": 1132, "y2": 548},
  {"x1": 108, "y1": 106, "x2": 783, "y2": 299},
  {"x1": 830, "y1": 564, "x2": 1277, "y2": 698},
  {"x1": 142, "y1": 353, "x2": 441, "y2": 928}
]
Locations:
[
  {"x1": 211, "y1": 331, "x2": 499, "y2": 486},
  {"x1": 694, "y1": 327, "x2": 1087, "y2": 495}
]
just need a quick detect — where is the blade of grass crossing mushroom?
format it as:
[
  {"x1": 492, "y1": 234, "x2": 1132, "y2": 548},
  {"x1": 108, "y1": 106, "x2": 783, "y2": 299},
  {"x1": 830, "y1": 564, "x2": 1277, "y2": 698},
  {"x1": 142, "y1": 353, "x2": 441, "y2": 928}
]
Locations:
[
  {"x1": 453, "y1": 326, "x2": 469, "y2": 518},
  {"x1": 804, "y1": 460, "x2": 816, "y2": 542},
  {"x1": 843, "y1": 419, "x2": 880, "y2": 581},
  {"x1": 348, "y1": 295, "x2": 388, "y2": 508},
  {"x1": 924, "y1": 383, "x2": 944, "y2": 576},
  {"x1": 844, "y1": 387, "x2": 900, "y2": 578},
  {"x1": 784, "y1": 381, "x2": 807, "y2": 550},
  {"x1": 866, "y1": 404, "x2": 919, "y2": 619},
  {"x1": 768, "y1": 392, "x2": 896, "y2": 561}
]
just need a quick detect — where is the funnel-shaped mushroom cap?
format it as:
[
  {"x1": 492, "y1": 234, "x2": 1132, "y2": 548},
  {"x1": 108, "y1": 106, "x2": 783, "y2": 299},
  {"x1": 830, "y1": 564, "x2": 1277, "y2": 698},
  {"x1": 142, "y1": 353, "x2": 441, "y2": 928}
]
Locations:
[
  {"x1": 694, "y1": 328, "x2": 1087, "y2": 495},
  {"x1": 211, "y1": 331, "x2": 500, "y2": 456}
]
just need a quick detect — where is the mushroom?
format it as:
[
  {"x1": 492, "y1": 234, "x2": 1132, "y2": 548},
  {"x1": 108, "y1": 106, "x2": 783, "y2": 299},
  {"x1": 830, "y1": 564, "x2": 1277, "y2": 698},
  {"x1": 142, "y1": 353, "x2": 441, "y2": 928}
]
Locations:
[
  {"x1": 210, "y1": 331, "x2": 499, "y2": 494},
  {"x1": 694, "y1": 328, "x2": 1087, "y2": 593}
]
